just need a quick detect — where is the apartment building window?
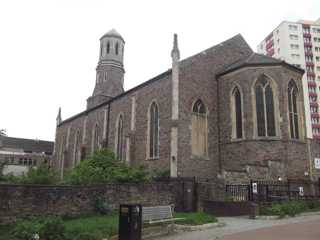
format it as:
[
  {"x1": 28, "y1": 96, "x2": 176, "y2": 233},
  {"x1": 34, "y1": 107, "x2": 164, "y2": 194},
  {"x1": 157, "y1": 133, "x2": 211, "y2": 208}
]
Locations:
[
  {"x1": 307, "y1": 66, "x2": 314, "y2": 72},
  {"x1": 291, "y1": 54, "x2": 300, "y2": 59},
  {"x1": 310, "y1": 96, "x2": 317, "y2": 102},
  {"x1": 290, "y1": 34, "x2": 298, "y2": 40},
  {"x1": 289, "y1": 25, "x2": 298, "y2": 31},
  {"x1": 309, "y1": 86, "x2": 316, "y2": 92},
  {"x1": 306, "y1": 56, "x2": 313, "y2": 62},
  {"x1": 290, "y1": 44, "x2": 299, "y2": 50},
  {"x1": 303, "y1": 27, "x2": 311, "y2": 34},
  {"x1": 315, "y1": 47, "x2": 320, "y2": 52},
  {"x1": 318, "y1": 76, "x2": 320, "y2": 81},
  {"x1": 316, "y1": 56, "x2": 320, "y2": 62},
  {"x1": 314, "y1": 37, "x2": 320, "y2": 42},
  {"x1": 311, "y1": 106, "x2": 318, "y2": 113},
  {"x1": 313, "y1": 28, "x2": 320, "y2": 33},
  {"x1": 305, "y1": 46, "x2": 312, "y2": 52}
]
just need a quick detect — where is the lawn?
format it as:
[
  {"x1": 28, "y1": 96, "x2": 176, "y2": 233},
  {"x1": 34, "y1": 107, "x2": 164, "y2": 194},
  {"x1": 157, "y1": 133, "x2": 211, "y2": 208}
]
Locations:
[{"x1": 0, "y1": 212, "x2": 217, "y2": 240}]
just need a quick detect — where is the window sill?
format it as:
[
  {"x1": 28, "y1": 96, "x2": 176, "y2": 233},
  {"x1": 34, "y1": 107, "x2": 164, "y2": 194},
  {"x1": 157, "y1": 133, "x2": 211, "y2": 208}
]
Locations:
[
  {"x1": 190, "y1": 155, "x2": 210, "y2": 161},
  {"x1": 253, "y1": 136, "x2": 281, "y2": 141},
  {"x1": 145, "y1": 157, "x2": 160, "y2": 161},
  {"x1": 230, "y1": 138, "x2": 246, "y2": 142}
]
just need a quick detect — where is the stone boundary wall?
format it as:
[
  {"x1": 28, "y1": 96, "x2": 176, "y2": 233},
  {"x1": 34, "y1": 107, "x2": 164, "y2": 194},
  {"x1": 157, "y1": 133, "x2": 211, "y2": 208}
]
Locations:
[{"x1": 0, "y1": 182, "x2": 183, "y2": 224}]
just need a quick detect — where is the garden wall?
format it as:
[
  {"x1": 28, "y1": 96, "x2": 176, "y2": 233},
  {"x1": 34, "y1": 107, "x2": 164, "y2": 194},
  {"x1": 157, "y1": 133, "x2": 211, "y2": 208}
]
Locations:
[{"x1": 0, "y1": 182, "x2": 184, "y2": 224}]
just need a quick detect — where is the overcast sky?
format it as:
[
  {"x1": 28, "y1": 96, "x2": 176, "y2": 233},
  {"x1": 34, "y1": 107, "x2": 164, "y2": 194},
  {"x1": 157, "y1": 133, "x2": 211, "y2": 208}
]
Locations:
[{"x1": 0, "y1": 0, "x2": 319, "y2": 141}]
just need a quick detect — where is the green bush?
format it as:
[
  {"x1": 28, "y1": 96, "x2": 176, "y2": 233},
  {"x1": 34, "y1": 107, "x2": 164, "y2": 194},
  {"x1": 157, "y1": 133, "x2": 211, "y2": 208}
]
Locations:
[
  {"x1": 92, "y1": 194, "x2": 111, "y2": 215},
  {"x1": 66, "y1": 148, "x2": 150, "y2": 185},
  {"x1": 11, "y1": 219, "x2": 41, "y2": 240},
  {"x1": 39, "y1": 217, "x2": 66, "y2": 240},
  {"x1": 73, "y1": 232, "x2": 101, "y2": 240},
  {"x1": 21, "y1": 160, "x2": 58, "y2": 185},
  {"x1": 264, "y1": 201, "x2": 308, "y2": 217}
]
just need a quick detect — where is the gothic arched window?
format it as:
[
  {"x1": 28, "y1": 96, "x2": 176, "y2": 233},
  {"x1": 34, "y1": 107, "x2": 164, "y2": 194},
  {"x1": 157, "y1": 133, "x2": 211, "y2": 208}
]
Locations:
[
  {"x1": 116, "y1": 114, "x2": 124, "y2": 160},
  {"x1": 288, "y1": 80, "x2": 299, "y2": 139},
  {"x1": 73, "y1": 131, "x2": 81, "y2": 166},
  {"x1": 254, "y1": 75, "x2": 277, "y2": 137},
  {"x1": 148, "y1": 102, "x2": 159, "y2": 158},
  {"x1": 107, "y1": 41, "x2": 110, "y2": 54},
  {"x1": 115, "y1": 42, "x2": 119, "y2": 55},
  {"x1": 231, "y1": 87, "x2": 243, "y2": 139},
  {"x1": 92, "y1": 124, "x2": 100, "y2": 152},
  {"x1": 191, "y1": 99, "x2": 208, "y2": 157}
]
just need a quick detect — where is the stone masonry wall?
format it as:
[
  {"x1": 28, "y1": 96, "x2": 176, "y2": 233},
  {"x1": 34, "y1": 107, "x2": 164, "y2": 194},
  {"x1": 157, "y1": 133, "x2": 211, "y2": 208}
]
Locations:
[{"x1": 0, "y1": 182, "x2": 183, "y2": 224}]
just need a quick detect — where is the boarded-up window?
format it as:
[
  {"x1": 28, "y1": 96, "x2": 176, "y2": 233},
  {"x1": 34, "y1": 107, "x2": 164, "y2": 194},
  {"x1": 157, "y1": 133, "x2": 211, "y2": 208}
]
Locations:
[
  {"x1": 288, "y1": 80, "x2": 299, "y2": 139},
  {"x1": 191, "y1": 99, "x2": 208, "y2": 157}
]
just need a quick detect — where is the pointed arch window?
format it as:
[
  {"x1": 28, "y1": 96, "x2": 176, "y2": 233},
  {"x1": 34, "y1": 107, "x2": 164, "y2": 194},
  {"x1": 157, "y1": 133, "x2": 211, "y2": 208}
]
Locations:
[
  {"x1": 115, "y1": 42, "x2": 119, "y2": 55},
  {"x1": 191, "y1": 99, "x2": 208, "y2": 157},
  {"x1": 255, "y1": 75, "x2": 277, "y2": 137},
  {"x1": 73, "y1": 131, "x2": 81, "y2": 166},
  {"x1": 107, "y1": 41, "x2": 110, "y2": 54},
  {"x1": 231, "y1": 87, "x2": 243, "y2": 139},
  {"x1": 148, "y1": 102, "x2": 159, "y2": 158},
  {"x1": 92, "y1": 124, "x2": 100, "y2": 152},
  {"x1": 116, "y1": 114, "x2": 124, "y2": 160},
  {"x1": 288, "y1": 80, "x2": 299, "y2": 139}
]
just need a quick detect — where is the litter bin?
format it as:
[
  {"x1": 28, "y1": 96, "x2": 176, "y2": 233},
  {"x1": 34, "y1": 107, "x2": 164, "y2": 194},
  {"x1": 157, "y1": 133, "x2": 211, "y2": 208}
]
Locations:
[{"x1": 118, "y1": 204, "x2": 142, "y2": 240}]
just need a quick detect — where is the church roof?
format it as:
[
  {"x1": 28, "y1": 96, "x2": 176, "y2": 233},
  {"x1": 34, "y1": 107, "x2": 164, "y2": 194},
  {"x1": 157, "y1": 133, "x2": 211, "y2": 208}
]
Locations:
[
  {"x1": 0, "y1": 136, "x2": 54, "y2": 154},
  {"x1": 217, "y1": 53, "x2": 304, "y2": 77},
  {"x1": 100, "y1": 29, "x2": 125, "y2": 42}
]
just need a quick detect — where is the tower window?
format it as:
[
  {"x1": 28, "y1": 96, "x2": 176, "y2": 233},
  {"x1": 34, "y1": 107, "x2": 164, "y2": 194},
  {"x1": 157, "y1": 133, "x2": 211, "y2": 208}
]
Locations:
[
  {"x1": 115, "y1": 42, "x2": 119, "y2": 55},
  {"x1": 107, "y1": 41, "x2": 110, "y2": 54}
]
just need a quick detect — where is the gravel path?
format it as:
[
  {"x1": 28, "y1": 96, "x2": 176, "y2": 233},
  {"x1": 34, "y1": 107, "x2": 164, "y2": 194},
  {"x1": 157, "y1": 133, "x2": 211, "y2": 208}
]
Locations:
[{"x1": 156, "y1": 215, "x2": 320, "y2": 240}]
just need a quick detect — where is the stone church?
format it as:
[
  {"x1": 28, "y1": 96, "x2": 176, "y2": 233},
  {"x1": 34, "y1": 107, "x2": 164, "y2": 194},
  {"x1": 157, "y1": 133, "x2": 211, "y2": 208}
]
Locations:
[{"x1": 53, "y1": 29, "x2": 320, "y2": 183}]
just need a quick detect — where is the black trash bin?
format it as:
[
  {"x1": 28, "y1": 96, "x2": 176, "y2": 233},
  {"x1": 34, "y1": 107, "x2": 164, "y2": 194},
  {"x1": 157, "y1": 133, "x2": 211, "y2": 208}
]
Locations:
[{"x1": 118, "y1": 204, "x2": 142, "y2": 240}]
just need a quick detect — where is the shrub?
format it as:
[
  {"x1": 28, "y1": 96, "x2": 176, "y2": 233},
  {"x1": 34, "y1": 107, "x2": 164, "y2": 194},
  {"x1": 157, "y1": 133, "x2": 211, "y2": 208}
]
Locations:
[
  {"x1": 92, "y1": 194, "x2": 111, "y2": 215},
  {"x1": 66, "y1": 148, "x2": 150, "y2": 185},
  {"x1": 39, "y1": 217, "x2": 66, "y2": 240},
  {"x1": 73, "y1": 232, "x2": 101, "y2": 240},
  {"x1": 11, "y1": 219, "x2": 41, "y2": 240},
  {"x1": 21, "y1": 160, "x2": 58, "y2": 185},
  {"x1": 264, "y1": 201, "x2": 308, "y2": 217}
]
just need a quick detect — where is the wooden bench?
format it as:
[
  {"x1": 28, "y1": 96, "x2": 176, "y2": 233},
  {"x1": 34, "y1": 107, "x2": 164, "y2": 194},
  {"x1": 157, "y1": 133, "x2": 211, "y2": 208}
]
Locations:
[{"x1": 142, "y1": 205, "x2": 184, "y2": 225}]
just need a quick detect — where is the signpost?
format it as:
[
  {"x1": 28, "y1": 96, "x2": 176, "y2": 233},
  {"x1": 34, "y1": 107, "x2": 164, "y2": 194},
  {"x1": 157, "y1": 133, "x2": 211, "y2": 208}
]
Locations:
[{"x1": 315, "y1": 158, "x2": 320, "y2": 169}]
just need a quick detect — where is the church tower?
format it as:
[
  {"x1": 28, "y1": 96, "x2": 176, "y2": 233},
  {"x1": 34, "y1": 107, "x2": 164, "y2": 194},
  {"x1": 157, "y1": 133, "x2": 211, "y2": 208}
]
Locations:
[{"x1": 87, "y1": 29, "x2": 125, "y2": 109}]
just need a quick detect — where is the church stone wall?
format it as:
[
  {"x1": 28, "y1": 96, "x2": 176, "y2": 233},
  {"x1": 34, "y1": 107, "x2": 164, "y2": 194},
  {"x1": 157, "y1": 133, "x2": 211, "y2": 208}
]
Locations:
[
  {"x1": 177, "y1": 36, "x2": 253, "y2": 179},
  {"x1": 218, "y1": 66, "x2": 308, "y2": 182}
]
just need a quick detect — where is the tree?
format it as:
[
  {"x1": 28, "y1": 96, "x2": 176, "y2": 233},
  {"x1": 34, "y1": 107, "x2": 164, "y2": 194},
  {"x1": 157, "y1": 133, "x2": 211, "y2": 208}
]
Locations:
[
  {"x1": 66, "y1": 148, "x2": 150, "y2": 185},
  {"x1": 0, "y1": 129, "x2": 7, "y2": 136}
]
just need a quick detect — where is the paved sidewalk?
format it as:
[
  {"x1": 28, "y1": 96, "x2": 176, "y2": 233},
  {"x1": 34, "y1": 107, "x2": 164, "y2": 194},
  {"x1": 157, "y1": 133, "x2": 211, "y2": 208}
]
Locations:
[{"x1": 156, "y1": 215, "x2": 320, "y2": 240}]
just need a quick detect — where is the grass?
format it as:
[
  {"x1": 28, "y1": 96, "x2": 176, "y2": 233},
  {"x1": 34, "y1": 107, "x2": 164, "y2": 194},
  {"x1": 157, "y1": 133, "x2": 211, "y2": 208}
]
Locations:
[
  {"x1": 64, "y1": 213, "x2": 118, "y2": 239},
  {"x1": 0, "y1": 212, "x2": 217, "y2": 239},
  {"x1": 174, "y1": 212, "x2": 217, "y2": 225}
]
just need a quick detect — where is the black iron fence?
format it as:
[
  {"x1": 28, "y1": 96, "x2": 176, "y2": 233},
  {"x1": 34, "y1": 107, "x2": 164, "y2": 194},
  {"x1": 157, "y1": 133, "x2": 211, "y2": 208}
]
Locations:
[{"x1": 226, "y1": 178, "x2": 320, "y2": 202}]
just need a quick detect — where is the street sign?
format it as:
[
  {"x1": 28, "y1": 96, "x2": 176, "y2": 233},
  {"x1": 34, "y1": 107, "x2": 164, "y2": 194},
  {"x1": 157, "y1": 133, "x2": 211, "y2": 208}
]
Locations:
[
  {"x1": 252, "y1": 182, "x2": 258, "y2": 194},
  {"x1": 315, "y1": 158, "x2": 320, "y2": 169}
]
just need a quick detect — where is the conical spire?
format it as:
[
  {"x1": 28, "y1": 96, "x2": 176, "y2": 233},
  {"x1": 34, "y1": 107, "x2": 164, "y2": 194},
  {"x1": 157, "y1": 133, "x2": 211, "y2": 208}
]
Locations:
[
  {"x1": 56, "y1": 107, "x2": 62, "y2": 126},
  {"x1": 171, "y1": 33, "x2": 180, "y2": 60}
]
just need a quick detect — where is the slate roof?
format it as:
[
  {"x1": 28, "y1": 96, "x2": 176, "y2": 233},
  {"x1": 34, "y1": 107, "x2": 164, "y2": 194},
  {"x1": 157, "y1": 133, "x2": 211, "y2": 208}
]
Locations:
[
  {"x1": 217, "y1": 53, "x2": 304, "y2": 77},
  {"x1": 0, "y1": 136, "x2": 54, "y2": 154}
]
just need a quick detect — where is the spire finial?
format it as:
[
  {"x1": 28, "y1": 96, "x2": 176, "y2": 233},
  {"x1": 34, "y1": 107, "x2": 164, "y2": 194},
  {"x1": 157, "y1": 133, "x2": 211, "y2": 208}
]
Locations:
[
  {"x1": 171, "y1": 33, "x2": 180, "y2": 60},
  {"x1": 56, "y1": 107, "x2": 62, "y2": 126}
]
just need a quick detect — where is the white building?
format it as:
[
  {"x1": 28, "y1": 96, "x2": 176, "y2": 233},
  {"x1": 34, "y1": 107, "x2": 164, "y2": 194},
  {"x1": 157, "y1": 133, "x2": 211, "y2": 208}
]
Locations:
[{"x1": 258, "y1": 18, "x2": 320, "y2": 139}]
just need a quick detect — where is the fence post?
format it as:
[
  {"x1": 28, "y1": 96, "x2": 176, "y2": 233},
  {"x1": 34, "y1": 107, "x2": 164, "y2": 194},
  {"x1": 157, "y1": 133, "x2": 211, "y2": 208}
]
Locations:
[{"x1": 287, "y1": 179, "x2": 291, "y2": 200}]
